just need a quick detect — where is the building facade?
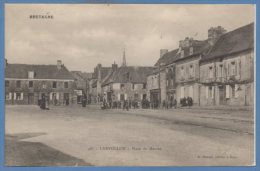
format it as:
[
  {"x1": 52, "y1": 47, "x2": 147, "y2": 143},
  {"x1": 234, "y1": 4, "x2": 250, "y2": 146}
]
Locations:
[
  {"x1": 102, "y1": 65, "x2": 153, "y2": 105},
  {"x1": 5, "y1": 60, "x2": 75, "y2": 105},
  {"x1": 175, "y1": 37, "x2": 211, "y2": 105},
  {"x1": 200, "y1": 23, "x2": 254, "y2": 106}
]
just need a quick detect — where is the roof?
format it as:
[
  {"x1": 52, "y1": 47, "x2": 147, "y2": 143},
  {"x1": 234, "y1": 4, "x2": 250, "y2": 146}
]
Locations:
[
  {"x1": 71, "y1": 71, "x2": 93, "y2": 80},
  {"x1": 154, "y1": 49, "x2": 179, "y2": 66},
  {"x1": 91, "y1": 67, "x2": 113, "y2": 87},
  {"x1": 203, "y1": 23, "x2": 254, "y2": 61},
  {"x1": 155, "y1": 40, "x2": 210, "y2": 66},
  {"x1": 102, "y1": 66, "x2": 154, "y2": 86},
  {"x1": 5, "y1": 64, "x2": 74, "y2": 80},
  {"x1": 174, "y1": 40, "x2": 211, "y2": 62}
]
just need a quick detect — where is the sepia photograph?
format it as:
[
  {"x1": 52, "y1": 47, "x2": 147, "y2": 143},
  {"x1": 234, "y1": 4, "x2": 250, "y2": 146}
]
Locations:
[{"x1": 4, "y1": 3, "x2": 255, "y2": 166}]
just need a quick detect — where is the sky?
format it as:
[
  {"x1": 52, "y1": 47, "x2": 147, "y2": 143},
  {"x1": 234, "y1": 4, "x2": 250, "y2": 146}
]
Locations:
[{"x1": 5, "y1": 4, "x2": 255, "y2": 72}]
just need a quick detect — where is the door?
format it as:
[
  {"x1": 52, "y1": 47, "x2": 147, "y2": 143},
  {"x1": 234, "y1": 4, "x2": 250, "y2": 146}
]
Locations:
[
  {"x1": 28, "y1": 93, "x2": 34, "y2": 104},
  {"x1": 219, "y1": 86, "x2": 225, "y2": 105},
  {"x1": 64, "y1": 93, "x2": 70, "y2": 105}
]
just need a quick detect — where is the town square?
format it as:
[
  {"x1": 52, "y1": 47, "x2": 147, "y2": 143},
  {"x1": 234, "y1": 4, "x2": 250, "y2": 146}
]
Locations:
[{"x1": 4, "y1": 4, "x2": 255, "y2": 166}]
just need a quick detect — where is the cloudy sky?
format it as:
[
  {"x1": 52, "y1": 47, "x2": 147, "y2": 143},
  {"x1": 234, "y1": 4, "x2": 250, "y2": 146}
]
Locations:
[{"x1": 5, "y1": 4, "x2": 255, "y2": 72}]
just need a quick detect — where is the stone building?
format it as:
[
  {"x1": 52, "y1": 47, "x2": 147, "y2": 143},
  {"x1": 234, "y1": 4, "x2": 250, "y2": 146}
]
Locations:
[
  {"x1": 102, "y1": 65, "x2": 154, "y2": 104},
  {"x1": 175, "y1": 37, "x2": 211, "y2": 105},
  {"x1": 5, "y1": 60, "x2": 75, "y2": 105},
  {"x1": 147, "y1": 49, "x2": 179, "y2": 106},
  {"x1": 71, "y1": 71, "x2": 92, "y2": 104},
  {"x1": 200, "y1": 23, "x2": 254, "y2": 106},
  {"x1": 89, "y1": 63, "x2": 115, "y2": 103}
]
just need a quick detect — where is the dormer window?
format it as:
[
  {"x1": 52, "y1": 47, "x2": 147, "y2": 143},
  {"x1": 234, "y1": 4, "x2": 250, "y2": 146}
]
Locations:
[
  {"x1": 180, "y1": 50, "x2": 184, "y2": 58},
  {"x1": 28, "y1": 71, "x2": 34, "y2": 79},
  {"x1": 189, "y1": 47, "x2": 193, "y2": 55}
]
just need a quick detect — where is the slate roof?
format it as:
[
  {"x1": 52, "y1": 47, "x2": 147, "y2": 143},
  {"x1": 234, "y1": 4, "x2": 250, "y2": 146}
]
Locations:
[
  {"x1": 174, "y1": 40, "x2": 211, "y2": 62},
  {"x1": 155, "y1": 40, "x2": 210, "y2": 67},
  {"x1": 202, "y1": 23, "x2": 254, "y2": 61},
  {"x1": 5, "y1": 64, "x2": 74, "y2": 80},
  {"x1": 154, "y1": 49, "x2": 179, "y2": 66},
  {"x1": 102, "y1": 66, "x2": 154, "y2": 86},
  {"x1": 71, "y1": 71, "x2": 93, "y2": 80}
]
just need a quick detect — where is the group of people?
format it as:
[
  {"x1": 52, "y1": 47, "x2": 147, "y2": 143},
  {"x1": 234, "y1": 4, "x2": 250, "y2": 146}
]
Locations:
[
  {"x1": 38, "y1": 94, "x2": 70, "y2": 110},
  {"x1": 100, "y1": 98, "x2": 178, "y2": 110},
  {"x1": 180, "y1": 97, "x2": 193, "y2": 107}
]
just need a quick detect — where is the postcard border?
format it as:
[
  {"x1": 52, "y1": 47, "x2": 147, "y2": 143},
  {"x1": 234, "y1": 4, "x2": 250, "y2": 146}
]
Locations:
[{"x1": 0, "y1": 0, "x2": 259, "y2": 171}]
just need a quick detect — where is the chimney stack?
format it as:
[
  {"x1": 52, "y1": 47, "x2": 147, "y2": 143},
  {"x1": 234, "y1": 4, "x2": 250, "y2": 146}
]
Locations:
[
  {"x1": 112, "y1": 61, "x2": 118, "y2": 71},
  {"x1": 57, "y1": 60, "x2": 62, "y2": 70},
  {"x1": 208, "y1": 26, "x2": 227, "y2": 46}
]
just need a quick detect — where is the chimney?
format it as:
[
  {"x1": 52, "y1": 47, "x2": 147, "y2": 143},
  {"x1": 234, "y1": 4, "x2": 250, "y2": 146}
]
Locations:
[
  {"x1": 179, "y1": 37, "x2": 193, "y2": 48},
  {"x1": 208, "y1": 26, "x2": 227, "y2": 46},
  {"x1": 57, "y1": 60, "x2": 62, "y2": 69},
  {"x1": 112, "y1": 61, "x2": 118, "y2": 71},
  {"x1": 160, "y1": 49, "x2": 168, "y2": 58}
]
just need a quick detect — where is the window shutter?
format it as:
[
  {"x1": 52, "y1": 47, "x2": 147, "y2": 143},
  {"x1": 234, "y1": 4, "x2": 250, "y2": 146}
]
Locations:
[
  {"x1": 189, "y1": 86, "x2": 193, "y2": 98},
  {"x1": 56, "y1": 93, "x2": 59, "y2": 100},
  {"x1": 14, "y1": 93, "x2": 16, "y2": 100},
  {"x1": 125, "y1": 94, "x2": 127, "y2": 100},
  {"x1": 9, "y1": 92, "x2": 12, "y2": 100},
  {"x1": 235, "y1": 84, "x2": 239, "y2": 98},
  {"x1": 226, "y1": 85, "x2": 230, "y2": 98},
  {"x1": 117, "y1": 94, "x2": 120, "y2": 101},
  {"x1": 205, "y1": 86, "x2": 208, "y2": 99},
  {"x1": 227, "y1": 63, "x2": 230, "y2": 76},
  {"x1": 181, "y1": 86, "x2": 184, "y2": 98},
  {"x1": 211, "y1": 87, "x2": 214, "y2": 99},
  {"x1": 20, "y1": 93, "x2": 23, "y2": 100}
]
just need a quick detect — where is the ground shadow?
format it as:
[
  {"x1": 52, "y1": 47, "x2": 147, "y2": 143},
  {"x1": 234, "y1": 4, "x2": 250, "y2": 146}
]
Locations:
[{"x1": 5, "y1": 133, "x2": 91, "y2": 166}]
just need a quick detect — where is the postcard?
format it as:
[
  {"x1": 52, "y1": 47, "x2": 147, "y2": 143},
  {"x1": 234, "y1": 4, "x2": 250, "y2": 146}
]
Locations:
[{"x1": 3, "y1": 3, "x2": 256, "y2": 167}]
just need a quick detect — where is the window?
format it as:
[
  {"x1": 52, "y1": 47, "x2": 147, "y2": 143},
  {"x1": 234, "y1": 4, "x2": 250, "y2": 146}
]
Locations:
[
  {"x1": 64, "y1": 82, "x2": 69, "y2": 88},
  {"x1": 29, "y1": 81, "x2": 33, "y2": 88},
  {"x1": 218, "y1": 64, "x2": 223, "y2": 77},
  {"x1": 230, "y1": 61, "x2": 236, "y2": 76},
  {"x1": 53, "y1": 81, "x2": 57, "y2": 88},
  {"x1": 42, "y1": 82, "x2": 47, "y2": 89},
  {"x1": 132, "y1": 83, "x2": 135, "y2": 90},
  {"x1": 189, "y1": 65, "x2": 194, "y2": 78},
  {"x1": 180, "y1": 66, "x2": 185, "y2": 79},
  {"x1": 134, "y1": 93, "x2": 139, "y2": 100},
  {"x1": 16, "y1": 81, "x2": 21, "y2": 88},
  {"x1": 5, "y1": 80, "x2": 9, "y2": 87},
  {"x1": 14, "y1": 92, "x2": 23, "y2": 100},
  {"x1": 189, "y1": 47, "x2": 193, "y2": 55},
  {"x1": 166, "y1": 80, "x2": 169, "y2": 86},
  {"x1": 231, "y1": 85, "x2": 235, "y2": 97},
  {"x1": 209, "y1": 86, "x2": 213, "y2": 99},
  {"x1": 28, "y1": 71, "x2": 34, "y2": 79},
  {"x1": 143, "y1": 83, "x2": 147, "y2": 89},
  {"x1": 120, "y1": 84, "x2": 125, "y2": 89},
  {"x1": 120, "y1": 94, "x2": 125, "y2": 101},
  {"x1": 209, "y1": 66, "x2": 213, "y2": 79}
]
